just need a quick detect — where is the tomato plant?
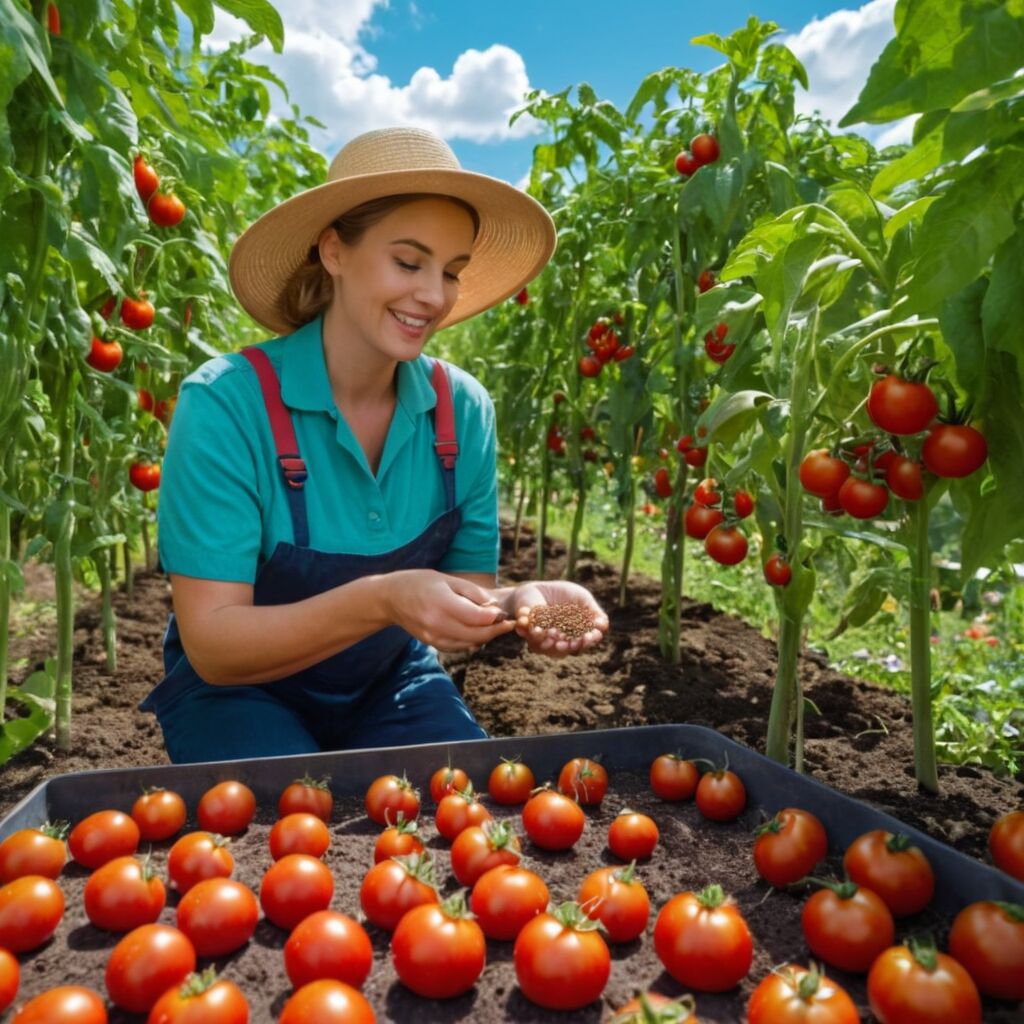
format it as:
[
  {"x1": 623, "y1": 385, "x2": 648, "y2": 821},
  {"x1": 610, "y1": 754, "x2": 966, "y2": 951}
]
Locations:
[
  {"x1": 278, "y1": 774, "x2": 333, "y2": 821},
  {"x1": 83, "y1": 855, "x2": 166, "y2": 932},
  {"x1": 365, "y1": 773, "x2": 420, "y2": 826},
  {"x1": 167, "y1": 831, "x2": 234, "y2": 893},
  {"x1": 577, "y1": 862, "x2": 650, "y2": 942},
  {"x1": 0, "y1": 823, "x2": 67, "y2": 882},
  {"x1": 269, "y1": 813, "x2": 331, "y2": 861},
  {"x1": 259, "y1": 853, "x2": 334, "y2": 931},
  {"x1": 470, "y1": 864, "x2": 549, "y2": 941},
  {"x1": 0, "y1": 875, "x2": 64, "y2": 952},
  {"x1": 653, "y1": 885, "x2": 752, "y2": 991},
  {"x1": 284, "y1": 910, "x2": 373, "y2": 990},
  {"x1": 488, "y1": 757, "x2": 535, "y2": 805},
  {"x1": 146, "y1": 967, "x2": 249, "y2": 1024},
  {"x1": 522, "y1": 788, "x2": 585, "y2": 850},
  {"x1": 196, "y1": 781, "x2": 255, "y2": 836},
  {"x1": 514, "y1": 902, "x2": 611, "y2": 1010},
  {"x1": 607, "y1": 810, "x2": 659, "y2": 860},
  {"x1": 176, "y1": 877, "x2": 259, "y2": 957},
  {"x1": 842, "y1": 829, "x2": 934, "y2": 917},
  {"x1": 947, "y1": 900, "x2": 1024, "y2": 1002},
  {"x1": 391, "y1": 893, "x2": 487, "y2": 999},
  {"x1": 801, "y1": 879, "x2": 895, "y2": 973},
  {"x1": 278, "y1": 980, "x2": 375, "y2": 1024},
  {"x1": 752, "y1": 807, "x2": 827, "y2": 887},
  {"x1": 130, "y1": 789, "x2": 186, "y2": 842},
  {"x1": 649, "y1": 754, "x2": 698, "y2": 801},
  {"x1": 105, "y1": 923, "x2": 197, "y2": 1014},
  {"x1": 747, "y1": 964, "x2": 858, "y2": 1024}
]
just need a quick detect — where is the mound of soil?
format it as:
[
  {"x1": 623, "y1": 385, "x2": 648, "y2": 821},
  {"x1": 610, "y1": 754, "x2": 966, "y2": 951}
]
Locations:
[{"x1": 1, "y1": 523, "x2": 1021, "y2": 1022}]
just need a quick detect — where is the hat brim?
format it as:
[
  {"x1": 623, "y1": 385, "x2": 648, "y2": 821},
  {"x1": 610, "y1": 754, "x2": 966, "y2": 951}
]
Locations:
[{"x1": 228, "y1": 169, "x2": 556, "y2": 336}]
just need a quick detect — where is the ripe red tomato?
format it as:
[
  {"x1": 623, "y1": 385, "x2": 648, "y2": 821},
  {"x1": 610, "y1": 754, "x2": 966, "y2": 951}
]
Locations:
[
  {"x1": 705, "y1": 525, "x2": 748, "y2": 565},
  {"x1": 359, "y1": 852, "x2": 438, "y2": 931},
  {"x1": 842, "y1": 829, "x2": 934, "y2": 917},
  {"x1": 885, "y1": 455, "x2": 924, "y2": 501},
  {"x1": 374, "y1": 815, "x2": 424, "y2": 863},
  {"x1": 693, "y1": 477, "x2": 721, "y2": 507},
  {"x1": 176, "y1": 877, "x2": 259, "y2": 957},
  {"x1": 867, "y1": 942, "x2": 981, "y2": 1024},
  {"x1": 196, "y1": 780, "x2": 255, "y2": 836},
  {"x1": 753, "y1": 808, "x2": 827, "y2": 887},
  {"x1": 654, "y1": 467, "x2": 673, "y2": 498},
  {"x1": 278, "y1": 774, "x2": 333, "y2": 821},
  {"x1": 821, "y1": 492, "x2": 843, "y2": 516},
  {"x1": 68, "y1": 810, "x2": 140, "y2": 869},
  {"x1": 120, "y1": 296, "x2": 154, "y2": 330},
  {"x1": 0, "y1": 947, "x2": 17, "y2": 1014},
  {"x1": 470, "y1": 864, "x2": 549, "y2": 941},
  {"x1": 704, "y1": 327, "x2": 735, "y2": 363},
  {"x1": 948, "y1": 900, "x2": 1024, "y2": 1001},
  {"x1": 578, "y1": 354, "x2": 602, "y2": 377},
  {"x1": 131, "y1": 789, "x2": 186, "y2": 842},
  {"x1": 167, "y1": 831, "x2": 234, "y2": 893},
  {"x1": 85, "y1": 336, "x2": 123, "y2": 372},
  {"x1": 284, "y1": 910, "x2": 373, "y2": 989},
  {"x1": 450, "y1": 820, "x2": 521, "y2": 887},
  {"x1": 11, "y1": 986, "x2": 107, "y2": 1024},
  {"x1": 695, "y1": 768, "x2": 746, "y2": 821},
  {"x1": 365, "y1": 773, "x2": 420, "y2": 826},
  {"x1": 129, "y1": 462, "x2": 161, "y2": 492},
  {"x1": 764, "y1": 553, "x2": 792, "y2": 587},
  {"x1": 84, "y1": 855, "x2": 165, "y2": 932},
  {"x1": 922, "y1": 423, "x2": 988, "y2": 478},
  {"x1": 522, "y1": 789, "x2": 585, "y2": 850},
  {"x1": 989, "y1": 810, "x2": 1024, "y2": 880},
  {"x1": 612, "y1": 992, "x2": 696, "y2": 1023},
  {"x1": 0, "y1": 824, "x2": 67, "y2": 882},
  {"x1": 801, "y1": 880, "x2": 894, "y2": 973},
  {"x1": 654, "y1": 885, "x2": 753, "y2": 991},
  {"x1": 698, "y1": 269, "x2": 715, "y2": 293},
  {"x1": 147, "y1": 969, "x2": 249, "y2": 1024},
  {"x1": 133, "y1": 154, "x2": 160, "y2": 203},
  {"x1": 608, "y1": 810, "x2": 659, "y2": 861},
  {"x1": 684, "y1": 446, "x2": 708, "y2": 467},
  {"x1": 837, "y1": 475, "x2": 888, "y2": 519},
  {"x1": 0, "y1": 875, "x2": 64, "y2": 952},
  {"x1": 866, "y1": 375, "x2": 938, "y2": 435},
  {"x1": 514, "y1": 904, "x2": 611, "y2": 1010},
  {"x1": 649, "y1": 754, "x2": 698, "y2": 801},
  {"x1": 392, "y1": 896, "x2": 487, "y2": 998},
  {"x1": 733, "y1": 489, "x2": 754, "y2": 518},
  {"x1": 105, "y1": 923, "x2": 196, "y2": 1014},
  {"x1": 691, "y1": 132, "x2": 720, "y2": 165},
  {"x1": 260, "y1": 853, "x2": 334, "y2": 931},
  {"x1": 747, "y1": 964, "x2": 858, "y2": 1024},
  {"x1": 612, "y1": 343, "x2": 635, "y2": 361},
  {"x1": 488, "y1": 757, "x2": 535, "y2": 805},
  {"x1": 799, "y1": 449, "x2": 850, "y2": 497},
  {"x1": 429, "y1": 765, "x2": 470, "y2": 803},
  {"x1": 435, "y1": 785, "x2": 491, "y2": 841},
  {"x1": 137, "y1": 387, "x2": 155, "y2": 412},
  {"x1": 278, "y1": 980, "x2": 375, "y2": 1024},
  {"x1": 578, "y1": 863, "x2": 650, "y2": 942},
  {"x1": 683, "y1": 502, "x2": 724, "y2": 540},
  {"x1": 269, "y1": 813, "x2": 330, "y2": 861},
  {"x1": 558, "y1": 757, "x2": 608, "y2": 804},
  {"x1": 674, "y1": 150, "x2": 700, "y2": 176},
  {"x1": 148, "y1": 192, "x2": 186, "y2": 227},
  {"x1": 45, "y1": 2, "x2": 61, "y2": 35},
  {"x1": 515, "y1": 287, "x2": 529, "y2": 305}
]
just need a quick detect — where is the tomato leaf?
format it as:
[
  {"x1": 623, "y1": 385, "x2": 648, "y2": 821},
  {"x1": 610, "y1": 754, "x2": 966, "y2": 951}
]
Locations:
[
  {"x1": 698, "y1": 389, "x2": 773, "y2": 446},
  {"x1": 213, "y1": 0, "x2": 285, "y2": 52}
]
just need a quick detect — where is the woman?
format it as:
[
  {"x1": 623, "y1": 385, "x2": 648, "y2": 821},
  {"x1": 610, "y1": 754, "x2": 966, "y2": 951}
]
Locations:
[{"x1": 140, "y1": 126, "x2": 609, "y2": 763}]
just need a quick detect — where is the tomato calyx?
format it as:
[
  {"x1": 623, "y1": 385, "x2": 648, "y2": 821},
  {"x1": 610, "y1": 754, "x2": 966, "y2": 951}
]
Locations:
[
  {"x1": 612, "y1": 859, "x2": 640, "y2": 886},
  {"x1": 550, "y1": 899, "x2": 606, "y2": 932},
  {"x1": 389, "y1": 850, "x2": 438, "y2": 888},
  {"x1": 883, "y1": 831, "x2": 915, "y2": 854},
  {"x1": 694, "y1": 882, "x2": 728, "y2": 909},
  {"x1": 480, "y1": 818, "x2": 519, "y2": 853},
  {"x1": 437, "y1": 889, "x2": 474, "y2": 920},
  {"x1": 906, "y1": 933, "x2": 941, "y2": 973},
  {"x1": 610, "y1": 992, "x2": 697, "y2": 1024},
  {"x1": 176, "y1": 965, "x2": 220, "y2": 998},
  {"x1": 806, "y1": 875, "x2": 861, "y2": 900},
  {"x1": 790, "y1": 963, "x2": 826, "y2": 1002},
  {"x1": 40, "y1": 819, "x2": 70, "y2": 840},
  {"x1": 292, "y1": 771, "x2": 331, "y2": 792},
  {"x1": 992, "y1": 900, "x2": 1024, "y2": 922},
  {"x1": 753, "y1": 813, "x2": 787, "y2": 838}
]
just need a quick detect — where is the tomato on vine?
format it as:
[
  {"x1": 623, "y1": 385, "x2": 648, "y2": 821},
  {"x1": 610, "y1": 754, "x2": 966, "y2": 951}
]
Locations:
[
  {"x1": 85, "y1": 336, "x2": 123, "y2": 373},
  {"x1": 764, "y1": 553, "x2": 792, "y2": 587},
  {"x1": 129, "y1": 462, "x2": 161, "y2": 492},
  {"x1": 733, "y1": 489, "x2": 754, "y2": 518},
  {"x1": 885, "y1": 455, "x2": 924, "y2": 501},
  {"x1": 133, "y1": 154, "x2": 160, "y2": 204},
  {"x1": 922, "y1": 423, "x2": 988, "y2": 478},
  {"x1": 579, "y1": 354, "x2": 602, "y2": 377},
  {"x1": 837, "y1": 476, "x2": 888, "y2": 519},
  {"x1": 698, "y1": 269, "x2": 715, "y2": 293},
  {"x1": 674, "y1": 151, "x2": 700, "y2": 176},
  {"x1": 799, "y1": 449, "x2": 850, "y2": 498},
  {"x1": 866, "y1": 375, "x2": 938, "y2": 436},
  {"x1": 693, "y1": 477, "x2": 721, "y2": 507},
  {"x1": 148, "y1": 192, "x2": 186, "y2": 227},
  {"x1": 690, "y1": 132, "x2": 720, "y2": 165},
  {"x1": 684, "y1": 502, "x2": 724, "y2": 539},
  {"x1": 704, "y1": 525, "x2": 748, "y2": 565},
  {"x1": 120, "y1": 296, "x2": 154, "y2": 330}
]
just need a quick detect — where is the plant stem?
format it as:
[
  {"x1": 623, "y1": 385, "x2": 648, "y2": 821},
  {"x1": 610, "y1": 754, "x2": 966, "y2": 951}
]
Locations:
[
  {"x1": 619, "y1": 474, "x2": 636, "y2": 608},
  {"x1": 97, "y1": 548, "x2": 117, "y2": 673},
  {"x1": 907, "y1": 499, "x2": 939, "y2": 793},
  {"x1": 512, "y1": 478, "x2": 527, "y2": 557},
  {"x1": 0, "y1": 472, "x2": 10, "y2": 719},
  {"x1": 122, "y1": 535, "x2": 134, "y2": 599},
  {"x1": 536, "y1": 449, "x2": 550, "y2": 580}
]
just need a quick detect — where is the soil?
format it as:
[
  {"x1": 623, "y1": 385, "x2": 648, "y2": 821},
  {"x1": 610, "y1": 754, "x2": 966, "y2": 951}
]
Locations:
[{"x1": 2, "y1": 522, "x2": 1022, "y2": 1023}]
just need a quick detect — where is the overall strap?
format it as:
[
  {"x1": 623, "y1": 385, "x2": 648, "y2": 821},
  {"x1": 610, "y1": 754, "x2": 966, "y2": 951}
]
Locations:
[
  {"x1": 431, "y1": 359, "x2": 458, "y2": 511},
  {"x1": 240, "y1": 347, "x2": 310, "y2": 548}
]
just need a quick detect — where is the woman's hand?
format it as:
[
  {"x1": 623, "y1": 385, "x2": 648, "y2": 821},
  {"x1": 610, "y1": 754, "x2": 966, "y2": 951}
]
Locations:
[
  {"x1": 382, "y1": 570, "x2": 515, "y2": 653},
  {"x1": 510, "y1": 580, "x2": 609, "y2": 658}
]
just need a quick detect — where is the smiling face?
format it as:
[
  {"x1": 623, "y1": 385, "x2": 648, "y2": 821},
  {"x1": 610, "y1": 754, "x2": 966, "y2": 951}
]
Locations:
[{"x1": 321, "y1": 196, "x2": 476, "y2": 365}]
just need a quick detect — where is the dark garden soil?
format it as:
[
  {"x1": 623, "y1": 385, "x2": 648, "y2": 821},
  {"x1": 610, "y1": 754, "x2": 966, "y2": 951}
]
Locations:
[{"x1": 2, "y1": 522, "x2": 1022, "y2": 1022}]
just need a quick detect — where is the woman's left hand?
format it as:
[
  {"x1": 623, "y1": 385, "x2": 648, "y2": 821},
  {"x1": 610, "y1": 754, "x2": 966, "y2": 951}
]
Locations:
[{"x1": 510, "y1": 580, "x2": 609, "y2": 658}]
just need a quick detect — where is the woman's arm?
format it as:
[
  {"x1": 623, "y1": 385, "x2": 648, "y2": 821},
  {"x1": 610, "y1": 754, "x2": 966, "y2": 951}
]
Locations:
[{"x1": 173, "y1": 569, "x2": 515, "y2": 686}]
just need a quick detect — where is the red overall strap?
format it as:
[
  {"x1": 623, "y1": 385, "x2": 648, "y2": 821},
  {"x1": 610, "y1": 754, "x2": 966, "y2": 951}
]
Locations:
[
  {"x1": 431, "y1": 359, "x2": 459, "y2": 469},
  {"x1": 240, "y1": 347, "x2": 308, "y2": 490}
]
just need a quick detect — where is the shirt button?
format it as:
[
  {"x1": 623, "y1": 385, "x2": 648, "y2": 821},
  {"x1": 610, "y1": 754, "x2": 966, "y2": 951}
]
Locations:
[{"x1": 368, "y1": 510, "x2": 381, "y2": 524}]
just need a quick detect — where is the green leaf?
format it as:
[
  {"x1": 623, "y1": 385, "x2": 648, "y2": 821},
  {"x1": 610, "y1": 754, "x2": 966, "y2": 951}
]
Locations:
[
  {"x1": 214, "y1": 0, "x2": 285, "y2": 52},
  {"x1": 0, "y1": 0, "x2": 62, "y2": 107},
  {"x1": 842, "y1": 0, "x2": 1024, "y2": 125},
  {"x1": 982, "y1": 229, "x2": 1024, "y2": 363},
  {"x1": 177, "y1": 0, "x2": 216, "y2": 40},
  {"x1": 939, "y1": 278, "x2": 986, "y2": 395},
  {"x1": 906, "y1": 151, "x2": 1024, "y2": 313},
  {"x1": 0, "y1": 705, "x2": 52, "y2": 766},
  {"x1": 883, "y1": 196, "x2": 938, "y2": 241},
  {"x1": 698, "y1": 389, "x2": 774, "y2": 446}
]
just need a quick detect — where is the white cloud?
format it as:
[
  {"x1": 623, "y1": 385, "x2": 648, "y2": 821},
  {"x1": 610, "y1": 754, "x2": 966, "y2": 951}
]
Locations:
[
  {"x1": 207, "y1": 1, "x2": 541, "y2": 164},
  {"x1": 783, "y1": 0, "x2": 903, "y2": 135}
]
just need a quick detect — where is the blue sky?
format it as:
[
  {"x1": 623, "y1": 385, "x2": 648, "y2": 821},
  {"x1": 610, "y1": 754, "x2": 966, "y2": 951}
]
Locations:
[{"x1": 212, "y1": 0, "x2": 908, "y2": 184}]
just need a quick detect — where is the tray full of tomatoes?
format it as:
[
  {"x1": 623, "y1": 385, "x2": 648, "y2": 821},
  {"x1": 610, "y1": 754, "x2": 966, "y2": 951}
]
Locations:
[{"x1": 0, "y1": 723, "x2": 1022, "y2": 1023}]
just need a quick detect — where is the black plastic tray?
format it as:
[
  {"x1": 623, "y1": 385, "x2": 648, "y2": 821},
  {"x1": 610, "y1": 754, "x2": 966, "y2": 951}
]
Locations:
[{"x1": 4, "y1": 723, "x2": 1021, "y2": 912}]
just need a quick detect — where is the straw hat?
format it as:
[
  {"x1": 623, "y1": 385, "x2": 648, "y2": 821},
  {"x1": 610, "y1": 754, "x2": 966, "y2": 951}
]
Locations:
[{"x1": 229, "y1": 126, "x2": 556, "y2": 335}]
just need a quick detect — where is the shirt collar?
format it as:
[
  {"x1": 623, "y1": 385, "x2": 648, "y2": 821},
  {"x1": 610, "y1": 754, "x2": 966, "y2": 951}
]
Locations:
[{"x1": 280, "y1": 315, "x2": 438, "y2": 416}]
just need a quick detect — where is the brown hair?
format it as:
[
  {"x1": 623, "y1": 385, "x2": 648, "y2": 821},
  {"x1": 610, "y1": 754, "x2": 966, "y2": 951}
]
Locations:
[{"x1": 279, "y1": 193, "x2": 480, "y2": 329}]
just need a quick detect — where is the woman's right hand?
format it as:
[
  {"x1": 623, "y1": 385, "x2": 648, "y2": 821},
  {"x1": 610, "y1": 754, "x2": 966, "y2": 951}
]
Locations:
[{"x1": 380, "y1": 570, "x2": 515, "y2": 652}]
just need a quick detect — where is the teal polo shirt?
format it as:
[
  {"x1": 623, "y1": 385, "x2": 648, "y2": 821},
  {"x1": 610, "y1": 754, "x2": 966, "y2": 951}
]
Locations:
[{"x1": 156, "y1": 316, "x2": 499, "y2": 583}]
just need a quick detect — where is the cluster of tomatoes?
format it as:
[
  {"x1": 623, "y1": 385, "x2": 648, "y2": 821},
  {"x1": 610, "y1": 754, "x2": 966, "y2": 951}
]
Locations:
[
  {"x1": 544, "y1": 412, "x2": 600, "y2": 464},
  {"x1": 578, "y1": 314, "x2": 635, "y2": 378},
  {"x1": 800, "y1": 374, "x2": 988, "y2": 519},
  {"x1": 678, "y1": 475, "x2": 770, "y2": 574},
  {"x1": 674, "y1": 132, "x2": 720, "y2": 177}
]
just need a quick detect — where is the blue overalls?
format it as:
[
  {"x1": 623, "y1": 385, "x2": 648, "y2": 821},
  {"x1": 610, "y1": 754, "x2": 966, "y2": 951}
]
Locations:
[{"x1": 139, "y1": 347, "x2": 487, "y2": 764}]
